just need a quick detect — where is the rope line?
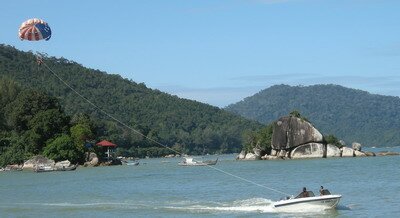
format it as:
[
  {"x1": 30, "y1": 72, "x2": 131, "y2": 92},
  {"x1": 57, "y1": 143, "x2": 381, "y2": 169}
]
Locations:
[{"x1": 38, "y1": 54, "x2": 291, "y2": 197}]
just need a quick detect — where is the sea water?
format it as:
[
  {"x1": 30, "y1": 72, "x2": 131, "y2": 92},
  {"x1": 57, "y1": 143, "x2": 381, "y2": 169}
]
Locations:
[{"x1": 0, "y1": 147, "x2": 399, "y2": 217}]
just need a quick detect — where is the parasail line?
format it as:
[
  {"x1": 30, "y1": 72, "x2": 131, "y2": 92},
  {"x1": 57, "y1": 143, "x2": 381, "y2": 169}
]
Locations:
[{"x1": 37, "y1": 54, "x2": 291, "y2": 197}]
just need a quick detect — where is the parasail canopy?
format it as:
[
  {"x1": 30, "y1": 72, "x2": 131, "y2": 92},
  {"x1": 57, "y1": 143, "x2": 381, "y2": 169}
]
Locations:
[{"x1": 19, "y1": 18, "x2": 52, "y2": 41}]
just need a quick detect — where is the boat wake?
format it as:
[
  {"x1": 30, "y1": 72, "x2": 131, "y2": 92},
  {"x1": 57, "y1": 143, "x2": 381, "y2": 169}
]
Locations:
[
  {"x1": 165, "y1": 197, "x2": 343, "y2": 215},
  {"x1": 4, "y1": 199, "x2": 274, "y2": 214},
  {"x1": 5, "y1": 198, "x2": 344, "y2": 215},
  {"x1": 165, "y1": 198, "x2": 276, "y2": 214}
]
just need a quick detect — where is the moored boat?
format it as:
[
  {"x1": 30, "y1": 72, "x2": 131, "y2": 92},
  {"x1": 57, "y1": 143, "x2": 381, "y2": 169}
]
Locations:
[
  {"x1": 178, "y1": 157, "x2": 218, "y2": 166},
  {"x1": 34, "y1": 164, "x2": 77, "y2": 172},
  {"x1": 55, "y1": 164, "x2": 78, "y2": 171}
]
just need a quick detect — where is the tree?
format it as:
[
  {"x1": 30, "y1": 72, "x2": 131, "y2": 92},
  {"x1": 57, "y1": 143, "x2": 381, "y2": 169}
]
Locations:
[
  {"x1": 324, "y1": 134, "x2": 342, "y2": 148},
  {"x1": 28, "y1": 109, "x2": 70, "y2": 150},
  {"x1": 70, "y1": 113, "x2": 96, "y2": 133},
  {"x1": 242, "y1": 130, "x2": 258, "y2": 152},
  {"x1": 70, "y1": 123, "x2": 94, "y2": 147},
  {"x1": 289, "y1": 110, "x2": 309, "y2": 122},
  {"x1": 43, "y1": 134, "x2": 84, "y2": 163},
  {"x1": 0, "y1": 78, "x2": 21, "y2": 131},
  {"x1": 290, "y1": 110, "x2": 301, "y2": 118},
  {"x1": 4, "y1": 90, "x2": 62, "y2": 132},
  {"x1": 257, "y1": 123, "x2": 274, "y2": 152},
  {"x1": 0, "y1": 140, "x2": 26, "y2": 167},
  {"x1": 0, "y1": 78, "x2": 21, "y2": 109}
]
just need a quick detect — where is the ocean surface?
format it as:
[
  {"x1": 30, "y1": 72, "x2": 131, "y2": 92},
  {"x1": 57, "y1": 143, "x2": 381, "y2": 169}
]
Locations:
[{"x1": 1, "y1": 147, "x2": 399, "y2": 217}]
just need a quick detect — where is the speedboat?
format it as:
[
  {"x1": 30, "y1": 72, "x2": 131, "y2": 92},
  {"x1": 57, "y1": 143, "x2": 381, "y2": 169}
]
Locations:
[
  {"x1": 178, "y1": 157, "x2": 218, "y2": 166},
  {"x1": 273, "y1": 190, "x2": 341, "y2": 211}
]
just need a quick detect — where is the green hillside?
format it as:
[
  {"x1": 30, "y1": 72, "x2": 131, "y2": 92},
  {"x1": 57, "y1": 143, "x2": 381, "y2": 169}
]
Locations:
[
  {"x1": 0, "y1": 44, "x2": 261, "y2": 156},
  {"x1": 225, "y1": 84, "x2": 400, "y2": 147}
]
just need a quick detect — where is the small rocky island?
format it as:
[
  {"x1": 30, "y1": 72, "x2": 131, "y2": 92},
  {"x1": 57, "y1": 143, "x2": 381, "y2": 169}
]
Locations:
[
  {"x1": 237, "y1": 115, "x2": 399, "y2": 160},
  {"x1": 1, "y1": 151, "x2": 119, "y2": 172}
]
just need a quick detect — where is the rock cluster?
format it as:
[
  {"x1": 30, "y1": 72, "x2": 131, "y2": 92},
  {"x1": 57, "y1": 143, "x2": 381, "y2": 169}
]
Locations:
[
  {"x1": 83, "y1": 152, "x2": 99, "y2": 167},
  {"x1": 236, "y1": 115, "x2": 398, "y2": 160},
  {"x1": 23, "y1": 155, "x2": 56, "y2": 170},
  {"x1": 22, "y1": 155, "x2": 74, "y2": 170}
]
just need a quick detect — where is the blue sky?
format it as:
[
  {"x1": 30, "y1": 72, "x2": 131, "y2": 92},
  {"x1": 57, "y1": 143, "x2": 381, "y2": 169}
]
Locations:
[{"x1": 1, "y1": 0, "x2": 400, "y2": 107}]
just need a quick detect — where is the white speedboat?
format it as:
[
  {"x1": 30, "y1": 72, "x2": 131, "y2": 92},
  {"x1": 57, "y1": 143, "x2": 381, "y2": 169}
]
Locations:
[
  {"x1": 178, "y1": 157, "x2": 218, "y2": 166},
  {"x1": 273, "y1": 190, "x2": 341, "y2": 211}
]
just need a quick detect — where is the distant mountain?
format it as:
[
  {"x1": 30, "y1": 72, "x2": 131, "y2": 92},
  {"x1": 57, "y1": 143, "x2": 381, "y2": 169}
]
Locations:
[
  {"x1": 0, "y1": 44, "x2": 261, "y2": 155},
  {"x1": 225, "y1": 84, "x2": 400, "y2": 147}
]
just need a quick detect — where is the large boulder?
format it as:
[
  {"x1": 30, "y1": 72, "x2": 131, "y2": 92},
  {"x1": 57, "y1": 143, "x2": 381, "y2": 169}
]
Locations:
[
  {"x1": 55, "y1": 160, "x2": 71, "y2": 168},
  {"x1": 271, "y1": 116, "x2": 324, "y2": 150},
  {"x1": 23, "y1": 155, "x2": 55, "y2": 170},
  {"x1": 84, "y1": 152, "x2": 99, "y2": 167},
  {"x1": 341, "y1": 147, "x2": 354, "y2": 157},
  {"x1": 244, "y1": 153, "x2": 258, "y2": 160},
  {"x1": 4, "y1": 164, "x2": 23, "y2": 171},
  {"x1": 237, "y1": 150, "x2": 246, "y2": 160},
  {"x1": 326, "y1": 144, "x2": 341, "y2": 157},
  {"x1": 277, "y1": 150, "x2": 287, "y2": 158},
  {"x1": 253, "y1": 148, "x2": 262, "y2": 157},
  {"x1": 290, "y1": 143, "x2": 325, "y2": 159},
  {"x1": 352, "y1": 142, "x2": 362, "y2": 151},
  {"x1": 354, "y1": 150, "x2": 367, "y2": 157}
]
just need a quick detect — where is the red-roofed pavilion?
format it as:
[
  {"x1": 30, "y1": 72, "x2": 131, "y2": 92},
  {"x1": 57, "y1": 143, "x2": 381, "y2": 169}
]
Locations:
[{"x1": 96, "y1": 140, "x2": 117, "y2": 160}]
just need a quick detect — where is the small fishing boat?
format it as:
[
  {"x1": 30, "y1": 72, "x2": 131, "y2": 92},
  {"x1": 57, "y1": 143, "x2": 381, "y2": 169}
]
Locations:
[
  {"x1": 273, "y1": 190, "x2": 341, "y2": 211},
  {"x1": 178, "y1": 157, "x2": 218, "y2": 166},
  {"x1": 55, "y1": 164, "x2": 78, "y2": 171},
  {"x1": 34, "y1": 164, "x2": 77, "y2": 172}
]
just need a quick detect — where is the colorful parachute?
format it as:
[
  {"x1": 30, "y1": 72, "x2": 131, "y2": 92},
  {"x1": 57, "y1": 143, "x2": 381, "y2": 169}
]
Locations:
[{"x1": 19, "y1": 18, "x2": 51, "y2": 41}]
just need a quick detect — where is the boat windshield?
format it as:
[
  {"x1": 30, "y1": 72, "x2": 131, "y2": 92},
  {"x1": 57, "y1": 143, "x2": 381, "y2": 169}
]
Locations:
[
  {"x1": 321, "y1": 189, "x2": 331, "y2": 195},
  {"x1": 295, "y1": 191, "x2": 315, "y2": 198}
]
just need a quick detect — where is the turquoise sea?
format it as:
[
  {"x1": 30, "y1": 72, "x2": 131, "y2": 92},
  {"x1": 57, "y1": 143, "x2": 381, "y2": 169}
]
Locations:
[{"x1": 1, "y1": 147, "x2": 399, "y2": 217}]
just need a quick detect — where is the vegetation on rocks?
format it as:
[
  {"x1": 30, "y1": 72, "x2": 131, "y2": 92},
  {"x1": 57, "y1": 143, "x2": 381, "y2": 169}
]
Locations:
[{"x1": 242, "y1": 111, "x2": 342, "y2": 155}]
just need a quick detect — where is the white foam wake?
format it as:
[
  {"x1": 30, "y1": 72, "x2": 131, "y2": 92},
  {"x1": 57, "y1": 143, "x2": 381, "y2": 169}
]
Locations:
[{"x1": 165, "y1": 198, "x2": 276, "y2": 214}]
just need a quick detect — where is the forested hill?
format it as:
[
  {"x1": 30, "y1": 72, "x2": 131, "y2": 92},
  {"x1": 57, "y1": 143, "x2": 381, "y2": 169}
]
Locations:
[
  {"x1": 0, "y1": 44, "x2": 261, "y2": 155},
  {"x1": 225, "y1": 84, "x2": 400, "y2": 147}
]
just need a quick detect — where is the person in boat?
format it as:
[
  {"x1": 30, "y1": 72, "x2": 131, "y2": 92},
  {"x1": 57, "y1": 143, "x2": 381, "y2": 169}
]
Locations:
[
  {"x1": 300, "y1": 187, "x2": 309, "y2": 198},
  {"x1": 320, "y1": 186, "x2": 325, "y2": 195},
  {"x1": 319, "y1": 186, "x2": 331, "y2": 195}
]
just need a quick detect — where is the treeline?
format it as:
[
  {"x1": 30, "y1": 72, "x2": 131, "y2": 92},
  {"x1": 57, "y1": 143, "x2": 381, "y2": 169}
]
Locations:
[
  {"x1": 0, "y1": 44, "x2": 261, "y2": 163},
  {"x1": 226, "y1": 84, "x2": 400, "y2": 147},
  {"x1": 0, "y1": 79, "x2": 95, "y2": 166}
]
